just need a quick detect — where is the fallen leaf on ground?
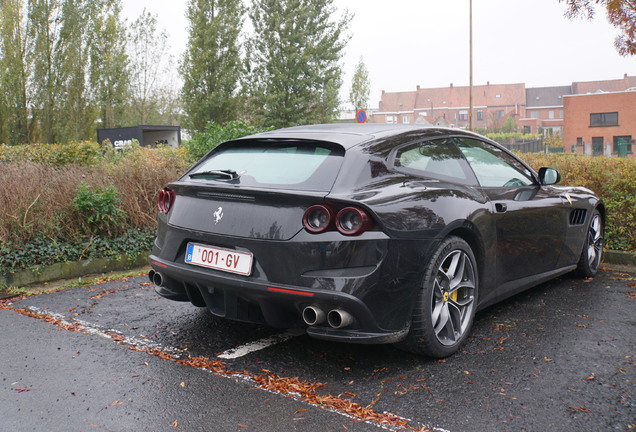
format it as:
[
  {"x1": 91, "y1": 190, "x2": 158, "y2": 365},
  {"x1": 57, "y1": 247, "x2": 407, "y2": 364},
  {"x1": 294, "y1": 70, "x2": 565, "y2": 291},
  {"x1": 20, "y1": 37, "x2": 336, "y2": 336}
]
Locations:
[
  {"x1": 568, "y1": 406, "x2": 592, "y2": 414},
  {"x1": 13, "y1": 386, "x2": 32, "y2": 393}
]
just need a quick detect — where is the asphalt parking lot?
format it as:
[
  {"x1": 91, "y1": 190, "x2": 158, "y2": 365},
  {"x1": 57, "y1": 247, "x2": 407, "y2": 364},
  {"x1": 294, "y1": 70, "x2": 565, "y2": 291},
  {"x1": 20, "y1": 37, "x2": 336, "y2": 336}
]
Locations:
[{"x1": 1, "y1": 266, "x2": 634, "y2": 432}]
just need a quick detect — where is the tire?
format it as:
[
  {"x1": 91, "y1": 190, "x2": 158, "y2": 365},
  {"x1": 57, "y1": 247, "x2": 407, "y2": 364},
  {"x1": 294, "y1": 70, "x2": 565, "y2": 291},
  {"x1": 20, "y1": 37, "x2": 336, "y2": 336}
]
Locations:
[
  {"x1": 397, "y1": 236, "x2": 478, "y2": 358},
  {"x1": 574, "y1": 209, "x2": 603, "y2": 278}
]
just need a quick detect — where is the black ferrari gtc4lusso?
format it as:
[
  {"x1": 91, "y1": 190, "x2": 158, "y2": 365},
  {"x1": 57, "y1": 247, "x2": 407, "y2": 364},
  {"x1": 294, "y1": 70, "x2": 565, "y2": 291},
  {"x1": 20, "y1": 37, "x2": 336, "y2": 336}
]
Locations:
[{"x1": 148, "y1": 124, "x2": 603, "y2": 358}]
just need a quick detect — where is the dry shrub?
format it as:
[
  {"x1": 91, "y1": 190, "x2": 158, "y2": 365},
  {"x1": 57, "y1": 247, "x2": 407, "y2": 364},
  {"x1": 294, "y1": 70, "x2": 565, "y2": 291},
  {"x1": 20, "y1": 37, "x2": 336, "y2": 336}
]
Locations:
[
  {"x1": 0, "y1": 146, "x2": 190, "y2": 245},
  {"x1": 0, "y1": 162, "x2": 83, "y2": 243},
  {"x1": 104, "y1": 146, "x2": 190, "y2": 229}
]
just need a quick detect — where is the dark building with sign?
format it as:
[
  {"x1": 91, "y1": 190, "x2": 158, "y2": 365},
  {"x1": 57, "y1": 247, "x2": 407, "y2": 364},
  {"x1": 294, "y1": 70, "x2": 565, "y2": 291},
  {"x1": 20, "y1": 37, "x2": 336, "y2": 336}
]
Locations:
[{"x1": 97, "y1": 125, "x2": 181, "y2": 149}]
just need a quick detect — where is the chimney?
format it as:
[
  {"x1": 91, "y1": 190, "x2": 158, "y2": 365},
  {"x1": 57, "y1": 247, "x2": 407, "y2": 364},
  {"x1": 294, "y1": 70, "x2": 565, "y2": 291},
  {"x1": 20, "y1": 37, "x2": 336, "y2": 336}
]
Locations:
[
  {"x1": 416, "y1": 85, "x2": 420, "y2": 90},
  {"x1": 450, "y1": 83, "x2": 453, "y2": 88},
  {"x1": 487, "y1": 81, "x2": 490, "y2": 86},
  {"x1": 625, "y1": 73, "x2": 628, "y2": 79}
]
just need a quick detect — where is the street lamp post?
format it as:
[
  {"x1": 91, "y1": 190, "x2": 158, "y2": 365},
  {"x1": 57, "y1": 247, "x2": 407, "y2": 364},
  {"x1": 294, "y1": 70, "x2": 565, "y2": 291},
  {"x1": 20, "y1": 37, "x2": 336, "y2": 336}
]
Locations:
[{"x1": 469, "y1": 0, "x2": 473, "y2": 131}]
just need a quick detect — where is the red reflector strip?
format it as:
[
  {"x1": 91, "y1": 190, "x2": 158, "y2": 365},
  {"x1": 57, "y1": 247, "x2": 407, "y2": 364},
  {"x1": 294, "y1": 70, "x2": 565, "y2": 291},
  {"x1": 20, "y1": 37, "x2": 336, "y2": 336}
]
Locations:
[
  {"x1": 267, "y1": 287, "x2": 314, "y2": 297},
  {"x1": 151, "y1": 259, "x2": 168, "y2": 268}
]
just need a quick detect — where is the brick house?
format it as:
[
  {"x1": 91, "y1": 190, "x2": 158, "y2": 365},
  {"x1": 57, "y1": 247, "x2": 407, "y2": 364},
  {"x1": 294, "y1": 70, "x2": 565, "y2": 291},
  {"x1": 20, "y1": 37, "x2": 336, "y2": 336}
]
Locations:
[
  {"x1": 371, "y1": 82, "x2": 526, "y2": 130},
  {"x1": 370, "y1": 74, "x2": 635, "y2": 158},
  {"x1": 518, "y1": 86, "x2": 571, "y2": 135},
  {"x1": 564, "y1": 90, "x2": 636, "y2": 157},
  {"x1": 573, "y1": 75, "x2": 636, "y2": 94}
]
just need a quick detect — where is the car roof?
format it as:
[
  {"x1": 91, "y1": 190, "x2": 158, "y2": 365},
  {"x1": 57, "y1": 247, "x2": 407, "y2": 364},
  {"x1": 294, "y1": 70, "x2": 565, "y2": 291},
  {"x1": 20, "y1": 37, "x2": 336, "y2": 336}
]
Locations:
[{"x1": 237, "y1": 124, "x2": 480, "y2": 149}]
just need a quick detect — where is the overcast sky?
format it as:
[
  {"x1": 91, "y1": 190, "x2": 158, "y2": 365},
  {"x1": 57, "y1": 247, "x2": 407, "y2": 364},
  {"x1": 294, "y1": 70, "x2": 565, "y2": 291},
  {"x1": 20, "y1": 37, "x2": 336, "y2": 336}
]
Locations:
[{"x1": 121, "y1": 0, "x2": 635, "y2": 108}]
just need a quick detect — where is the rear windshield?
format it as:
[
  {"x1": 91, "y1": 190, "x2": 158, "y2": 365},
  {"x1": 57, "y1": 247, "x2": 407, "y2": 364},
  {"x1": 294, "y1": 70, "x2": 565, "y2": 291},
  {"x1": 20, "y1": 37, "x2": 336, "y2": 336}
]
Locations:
[{"x1": 187, "y1": 139, "x2": 345, "y2": 192}]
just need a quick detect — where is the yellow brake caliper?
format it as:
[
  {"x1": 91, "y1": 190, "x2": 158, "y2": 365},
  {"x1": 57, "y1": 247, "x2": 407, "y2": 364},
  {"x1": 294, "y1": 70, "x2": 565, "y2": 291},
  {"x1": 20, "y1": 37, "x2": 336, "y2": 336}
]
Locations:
[{"x1": 450, "y1": 289, "x2": 459, "y2": 302}]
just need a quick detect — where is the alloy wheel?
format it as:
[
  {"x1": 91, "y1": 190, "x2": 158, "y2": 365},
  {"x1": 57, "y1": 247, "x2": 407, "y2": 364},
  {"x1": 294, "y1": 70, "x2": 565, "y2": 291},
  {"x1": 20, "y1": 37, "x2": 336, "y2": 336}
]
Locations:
[{"x1": 431, "y1": 249, "x2": 476, "y2": 346}]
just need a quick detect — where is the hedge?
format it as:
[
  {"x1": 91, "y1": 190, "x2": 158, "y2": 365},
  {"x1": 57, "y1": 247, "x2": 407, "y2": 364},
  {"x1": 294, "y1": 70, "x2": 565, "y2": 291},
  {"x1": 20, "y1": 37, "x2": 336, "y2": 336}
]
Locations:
[{"x1": 521, "y1": 153, "x2": 636, "y2": 253}]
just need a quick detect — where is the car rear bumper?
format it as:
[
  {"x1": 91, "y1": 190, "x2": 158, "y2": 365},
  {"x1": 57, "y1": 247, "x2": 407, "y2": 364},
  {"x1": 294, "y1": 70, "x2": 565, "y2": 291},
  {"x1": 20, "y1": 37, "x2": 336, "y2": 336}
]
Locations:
[
  {"x1": 148, "y1": 219, "x2": 439, "y2": 344},
  {"x1": 149, "y1": 254, "x2": 413, "y2": 344}
]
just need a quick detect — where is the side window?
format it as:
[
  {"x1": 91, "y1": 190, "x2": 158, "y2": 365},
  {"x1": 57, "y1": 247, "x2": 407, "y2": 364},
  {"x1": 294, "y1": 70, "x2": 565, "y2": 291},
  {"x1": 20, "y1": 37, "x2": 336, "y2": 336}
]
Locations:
[
  {"x1": 455, "y1": 138, "x2": 534, "y2": 187},
  {"x1": 394, "y1": 138, "x2": 477, "y2": 185}
]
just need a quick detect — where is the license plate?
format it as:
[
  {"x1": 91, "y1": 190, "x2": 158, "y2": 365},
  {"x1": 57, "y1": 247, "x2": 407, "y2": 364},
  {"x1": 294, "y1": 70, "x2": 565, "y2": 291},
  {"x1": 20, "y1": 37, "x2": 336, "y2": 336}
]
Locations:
[{"x1": 185, "y1": 243, "x2": 253, "y2": 276}]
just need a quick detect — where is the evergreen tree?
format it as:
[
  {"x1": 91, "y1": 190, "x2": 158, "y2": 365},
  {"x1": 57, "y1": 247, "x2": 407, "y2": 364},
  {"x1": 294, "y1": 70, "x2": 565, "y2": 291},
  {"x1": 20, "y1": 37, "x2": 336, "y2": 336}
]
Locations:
[
  {"x1": 349, "y1": 56, "x2": 370, "y2": 113},
  {"x1": 27, "y1": 0, "x2": 128, "y2": 142},
  {"x1": 88, "y1": 0, "x2": 129, "y2": 130},
  {"x1": 180, "y1": 0, "x2": 244, "y2": 132},
  {"x1": 246, "y1": 0, "x2": 351, "y2": 128},
  {"x1": 27, "y1": 0, "x2": 60, "y2": 143},
  {"x1": 0, "y1": 0, "x2": 30, "y2": 144},
  {"x1": 55, "y1": 0, "x2": 94, "y2": 142}
]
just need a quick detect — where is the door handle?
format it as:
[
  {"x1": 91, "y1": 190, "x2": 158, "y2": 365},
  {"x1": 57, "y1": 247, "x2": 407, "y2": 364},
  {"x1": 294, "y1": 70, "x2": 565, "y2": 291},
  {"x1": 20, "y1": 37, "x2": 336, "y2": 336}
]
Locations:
[{"x1": 495, "y1": 203, "x2": 507, "y2": 213}]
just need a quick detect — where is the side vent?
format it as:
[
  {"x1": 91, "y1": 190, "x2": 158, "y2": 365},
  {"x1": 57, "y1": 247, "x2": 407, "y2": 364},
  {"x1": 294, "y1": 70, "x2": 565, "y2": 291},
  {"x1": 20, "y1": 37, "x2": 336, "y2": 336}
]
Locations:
[{"x1": 569, "y1": 208, "x2": 587, "y2": 226}]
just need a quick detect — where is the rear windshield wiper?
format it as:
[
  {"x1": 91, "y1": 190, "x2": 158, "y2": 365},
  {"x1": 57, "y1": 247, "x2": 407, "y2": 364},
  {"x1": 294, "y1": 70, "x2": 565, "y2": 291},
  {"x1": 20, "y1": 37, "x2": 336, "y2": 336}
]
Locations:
[{"x1": 189, "y1": 169, "x2": 244, "y2": 180}]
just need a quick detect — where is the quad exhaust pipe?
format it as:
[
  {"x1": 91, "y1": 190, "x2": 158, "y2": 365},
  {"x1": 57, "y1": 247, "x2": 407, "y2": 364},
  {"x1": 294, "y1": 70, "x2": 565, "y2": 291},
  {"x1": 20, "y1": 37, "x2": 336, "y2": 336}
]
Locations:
[{"x1": 302, "y1": 306, "x2": 354, "y2": 329}]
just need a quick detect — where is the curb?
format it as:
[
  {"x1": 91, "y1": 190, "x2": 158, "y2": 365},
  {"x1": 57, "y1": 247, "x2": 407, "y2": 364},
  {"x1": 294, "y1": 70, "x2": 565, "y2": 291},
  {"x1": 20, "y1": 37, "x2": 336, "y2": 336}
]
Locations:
[
  {"x1": 603, "y1": 250, "x2": 636, "y2": 268},
  {"x1": 0, "y1": 252, "x2": 151, "y2": 289},
  {"x1": 1, "y1": 250, "x2": 635, "y2": 290}
]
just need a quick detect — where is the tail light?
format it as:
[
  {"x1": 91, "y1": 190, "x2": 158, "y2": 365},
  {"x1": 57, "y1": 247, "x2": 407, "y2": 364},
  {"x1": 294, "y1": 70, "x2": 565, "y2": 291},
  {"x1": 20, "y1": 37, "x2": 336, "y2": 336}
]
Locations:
[
  {"x1": 158, "y1": 188, "x2": 176, "y2": 214},
  {"x1": 302, "y1": 205, "x2": 334, "y2": 233},
  {"x1": 302, "y1": 204, "x2": 373, "y2": 236},
  {"x1": 336, "y1": 207, "x2": 372, "y2": 236}
]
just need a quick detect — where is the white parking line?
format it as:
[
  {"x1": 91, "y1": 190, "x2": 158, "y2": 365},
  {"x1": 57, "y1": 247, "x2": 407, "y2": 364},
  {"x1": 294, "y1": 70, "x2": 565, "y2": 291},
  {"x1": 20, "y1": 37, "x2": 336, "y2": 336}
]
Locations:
[
  {"x1": 217, "y1": 328, "x2": 306, "y2": 359},
  {"x1": 28, "y1": 304, "x2": 305, "y2": 360},
  {"x1": 14, "y1": 306, "x2": 434, "y2": 431},
  {"x1": 26, "y1": 306, "x2": 186, "y2": 356}
]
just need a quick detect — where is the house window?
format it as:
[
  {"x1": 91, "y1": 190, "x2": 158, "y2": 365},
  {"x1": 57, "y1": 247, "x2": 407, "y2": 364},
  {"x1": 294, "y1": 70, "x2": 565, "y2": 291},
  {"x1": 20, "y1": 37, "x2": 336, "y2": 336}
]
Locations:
[
  {"x1": 530, "y1": 111, "x2": 540, "y2": 119},
  {"x1": 458, "y1": 110, "x2": 468, "y2": 121},
  {"x1": 402, "y1": 116, "x2": 410, "y2": 124},
  {"x1": 386, "y1": 115, "x2": 397, "y2": 124},
  {"x1": 613, "y1": 136, "x2": 632, "y2": 155},
  {"x1": 523, "y1": 126, "x2": 531, "y2": 134},
  {"x1": 495, "y1": 110, "x2": 504, "y2": 120},
  {"x1": 477, "y1": 110, "x2": 483, "y2": 121},
  {"x1": 590, "y1": 112, "x2": 618, "y2": 127},
  {"x1": 548, "y1": 111, "x2": 555, "y2": 119},
  {"x1": 559, "y1": 110, "x2": 564, "y2": 119},
  {"x1": 592, "y1": 137, "x2": 604, "y2": 156},
  {"x1": 576, "y1": 137, "x2": 583, "y2": 146}
]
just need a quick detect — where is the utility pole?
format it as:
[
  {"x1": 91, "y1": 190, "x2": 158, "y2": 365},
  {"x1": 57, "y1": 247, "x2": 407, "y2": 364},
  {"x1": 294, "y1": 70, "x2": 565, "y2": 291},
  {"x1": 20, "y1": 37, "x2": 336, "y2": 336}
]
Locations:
[{"x1": 468, "y1": 0, "x2": 473, "y2": 131}]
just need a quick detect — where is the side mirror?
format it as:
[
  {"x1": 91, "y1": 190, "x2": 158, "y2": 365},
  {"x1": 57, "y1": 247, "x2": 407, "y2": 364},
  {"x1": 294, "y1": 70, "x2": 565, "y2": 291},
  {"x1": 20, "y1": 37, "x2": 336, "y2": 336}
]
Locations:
[{"x1": 538, "y1": 167, "x2": 561, "y2": 185}]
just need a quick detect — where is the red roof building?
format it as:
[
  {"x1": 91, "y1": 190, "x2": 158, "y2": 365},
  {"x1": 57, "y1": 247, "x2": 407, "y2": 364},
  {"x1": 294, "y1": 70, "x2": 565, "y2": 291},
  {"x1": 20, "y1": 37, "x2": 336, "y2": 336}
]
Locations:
[
  {"x1": 369, "y1": 74, "x2": 636, "y2": 157},
  {"x1": 372, "y1": 82, "x2": 525, "y2": 130}
]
